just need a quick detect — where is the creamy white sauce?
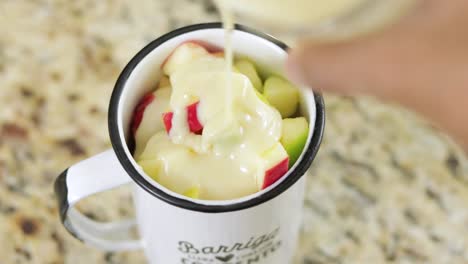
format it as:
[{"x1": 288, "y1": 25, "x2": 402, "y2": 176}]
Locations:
[{"x1": 138, "y1": 56, "x2": 283, "y2": 200}]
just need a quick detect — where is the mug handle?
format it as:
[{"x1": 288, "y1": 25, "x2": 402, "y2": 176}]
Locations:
[{"x1": 54, "y1": 149, "x2": 142, "y2": 251}]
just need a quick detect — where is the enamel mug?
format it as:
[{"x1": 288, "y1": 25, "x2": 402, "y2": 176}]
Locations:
[{"x1": 55, "y1": 23, "x2": 325, "y2": 264}]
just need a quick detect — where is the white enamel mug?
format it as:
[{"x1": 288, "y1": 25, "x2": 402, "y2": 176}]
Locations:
[{"x1": 55, "y1": 23, "x2": 325, "y2": 264}]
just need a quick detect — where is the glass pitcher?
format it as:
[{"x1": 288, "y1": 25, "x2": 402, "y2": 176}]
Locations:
[{"x1": 216, "y1": 0, "x2": 419, "y2": 41}]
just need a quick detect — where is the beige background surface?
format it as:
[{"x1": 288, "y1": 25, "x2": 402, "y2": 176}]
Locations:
[{"x1": 0, "y1": 0, "x2": 467, "y2": 263}]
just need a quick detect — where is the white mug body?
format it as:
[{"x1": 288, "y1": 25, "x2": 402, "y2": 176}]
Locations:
[{"x1": 134, "y1": 177, "x2": 306, "y2": 264}]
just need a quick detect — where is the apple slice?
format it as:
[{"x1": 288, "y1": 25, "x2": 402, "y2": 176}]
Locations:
[
  {"x1": 263, "y1": 76, "x2": 299, "y2": 118},
  {"x1": 133, "y1": 87, "x2": 172, "y2": 157},
  {"x1": 162, "y1": 42, "x2": 210, "y2": 76},
  {"x1": 131, "y1": 92, "x2": 155, "y2": 135},
  {"x1": 234, "y1": 59, "x2": 263, "y2": 92},
  {"x1": 258, "y1": 143, "x2": 289, "y2": 189},
  {"x1": 133, "y1": 75, "x2": 170, "y2": 136},
  {"x1": 162, "y1": 101, "x2": 203, "y2": 134},
  {"x1": 187, "y1": 102, "x2": 203, "y2": 133},
  {"x1": 162, "y1": 112, "x2": 174, "y2": 132},
  {"x1": 254, "y1": 89, "x2": 269, "y2": 105},
  {"x1": 281, "y1": 117, "x2": 309, "y2": 167},
  {"x1": 212, "y1": 51, "x2": 225, "y2": 58},
  {"x1": 187, "y1": 40, "x2": 223, "y2": 54}
]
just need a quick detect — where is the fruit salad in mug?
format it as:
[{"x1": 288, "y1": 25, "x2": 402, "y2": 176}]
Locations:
[{"x1": 131, "y1": 41, "x2": 309, "y2": 200}]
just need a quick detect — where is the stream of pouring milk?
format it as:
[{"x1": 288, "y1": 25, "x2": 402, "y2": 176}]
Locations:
[{"x1": 216, "y1": 2, "x2": 235, "y2": 120}]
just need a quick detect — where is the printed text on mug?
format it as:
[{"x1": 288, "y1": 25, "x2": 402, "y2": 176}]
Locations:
[{"x1": 178, "y1": 227, "x2": 282, "y2": 263}]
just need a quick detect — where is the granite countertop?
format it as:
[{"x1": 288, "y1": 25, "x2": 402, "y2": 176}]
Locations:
[{"x1": 1, "y1": 0, "x2": 467, "y2": 263}]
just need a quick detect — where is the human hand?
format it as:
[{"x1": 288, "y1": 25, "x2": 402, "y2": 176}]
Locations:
[{"x1": 286, "y1": 0, "x2": 468, "y2": 149}]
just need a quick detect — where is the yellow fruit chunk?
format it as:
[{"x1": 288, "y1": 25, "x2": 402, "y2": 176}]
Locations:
[
  {"x1": 254, "y1": 89, "x2": 270, "y2": 105},
  {"x1": 234, "y1": 59, "x2": 263, "y2": 92},
  {"x1": 263, "y1": 76, "x2": 299, "y2": 118},
  {"x1": 281, "y1": 117, "x2": 309, "y2": 167},
  {"x1": 163, "y1": 42, "x2": 210, "y2": 75}
]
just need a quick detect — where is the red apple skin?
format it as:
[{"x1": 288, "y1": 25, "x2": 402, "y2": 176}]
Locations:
[
  {"x1": 186, "y1": 102, "x2": 203, "y2": 134},
  {"x1": 188, "y1": 40, "x2": 223, "y2": 53},
  {"x1": 162, "y1": 112, "x2": 174, "y2": 133},
  {"x1": 212, "y1": 51, "x2": 225, "y2": 58},
  {"x1": 161, "y1": 40, "x2": 224, "y2": 69},
  {"x1": 162, "y1": 102, "x2": 203, "y2": 134},
  {"x1": 262, "y1": 157, "x2": 289, "y2": 189},
  {"x1": 132, "y1": 92, "x2": 155, "y2": 135}
]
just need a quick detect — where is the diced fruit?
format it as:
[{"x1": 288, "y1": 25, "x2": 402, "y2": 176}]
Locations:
[
  {"x1": 162, "y1": 112, "x2": 174, "y2": 132},
  {"x1": 234, "y1": 59, "x2": 263, "y2": 92},
  {"x1": 183, "y1": 186, "x2": 200, "y2": 199},
  {"x1": 263, "y1": 158, "x2": 289, "y2": 189},
  {"x1": 212, "y1": 52, "x2": 225, "y2": 58},
  {"x1": 254, "y1": 89, "x2": 269, "y2": 105},
  {"x1": 158, "y1": 75, "x2": 171, "y2": 88},
  {"x1": 137, "y1": 159, "x2": 161, "y2": 181},
  {"x1": 162, "y1": 102, "x2": 203, "y2": 134},
  {"x1": 187, "y1": 40, "x2": 223, "y2": 53},
  {"x1": 133, "y1": 87, "x2": 172, "y2": 158},
  {"x1": 187, "y1": 102, "x2": 203, "y2": 134},
  {"x1": 263, "y1": 76, "x2": 299, "y2": 118},
  {"x1": 162, "y1": 42, "x2": 210, "y2": 75},
  {"x1": 131, "y1": 92, "x2": 155, "y2": 135},
  {"x1": 258, "y1": 143, "x2": 289, "y2": 189},
  {"x1": 281, "y1": 117, "x2": 309, "y2": 167}
]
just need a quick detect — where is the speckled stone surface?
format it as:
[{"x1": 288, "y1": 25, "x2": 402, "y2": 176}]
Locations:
[{"x1": 0, "y1": 0, "x2": 467, "y2": 263}]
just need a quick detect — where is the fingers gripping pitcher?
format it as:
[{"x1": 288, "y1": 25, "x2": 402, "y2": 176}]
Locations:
[{"x1": 55, "y1": 24, "x2": 325, "y2": 264}]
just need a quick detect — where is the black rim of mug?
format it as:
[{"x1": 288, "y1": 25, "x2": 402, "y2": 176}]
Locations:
[{"x1": 108, "y1": 22, "x2": 325, "y2": 213}]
